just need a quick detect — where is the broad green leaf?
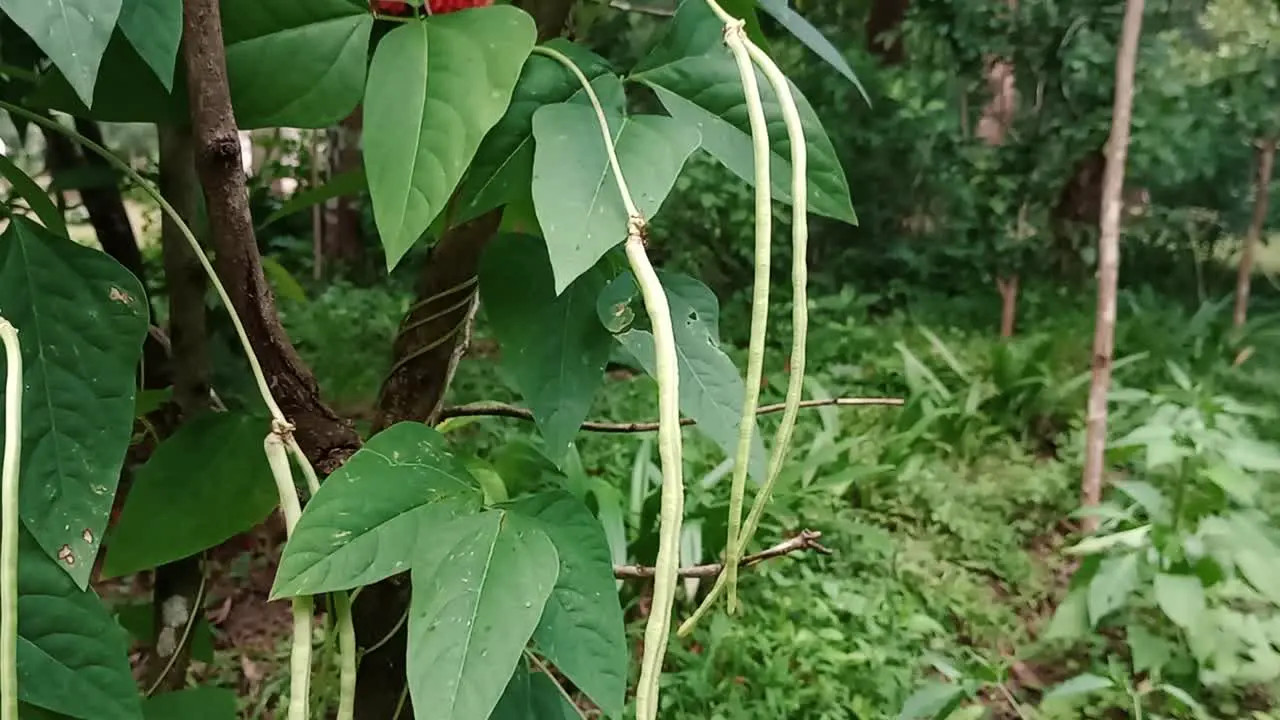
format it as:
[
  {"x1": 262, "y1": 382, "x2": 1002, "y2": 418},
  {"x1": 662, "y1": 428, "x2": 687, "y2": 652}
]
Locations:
[
  {"x1": 457, "y1": 39, "x2": 615, "y2": 224},
  {"x1": 480, "y1": 235, "x2": 614, "y2": 457},
  {"x1": 220, "y1": 0, "x2": 373, "y2": 128},
  {"x1": 631, "y1": 0, "x2": 855, "y2": 224},
  {"x1": 503, "y1": 492, "x2": 627, "y2": 718},
  {"x1": 1113, "y1": 479, "x2": 1168, "y2": 522},
  {"x1": 0, "y1": 0, "x2": 122, "y2": 106},
  {"x1": 365, "y1": 8, "x2": 536, "y2": 271},
  {"x1": 102, "y1": 412, "x2": 279, "y2": 578},
  {"x1": 599, "y1": 272, "x2": 767, "y2": 481},
  {"x1": 529, "y1": 672, "x2": 579, "y2": 719},
  {"x1": 258, "y1": 169, "x2": 367, "y2": 230},
  {"x1": 117, "y1": 0, "x2": 182, "y2": 90},
  {"x1": 531, "y1": 103, "x2": 700, "y2": 292},
  {"x1": 0, "y1": 153, "x2": 68, "y2": 237},
  {"x1": 1042, "y1": 673, "x2": 1114, "y2": 701},
  {"x1": 408, "y1": 510, "x2": 559, "y2": 720},
  {"x1": 0, "y1": 218, "x2": 148, "y2": 586},
  {"x1": 489, "y1": 659, "x2": 532, "y2": 719},
  {"x1": 755, "y1": 0, "x2": 869, "y2": 103},
  {"x1": 1153, "y1": 573, "x2": 1206, "y2": 629},
  {"x1": 1087, "y1": 553, "x2": 1140, "y2": 626},
  {"x1": 1234, "y1": 548, "x2": 1280, "y2": 606},
  {"x1": 1043, "y1": 587, "x2": 1089, "y2": 640},
  {"x1": 898, "y1": 681, "x2": 965, "y2": 719},
  {"x1": 13, "y1": 528, "x2": 141, "y2": 720},
  {"x1": 143, "y1": 687, "x2": 237, "y2": 720},
  {"x1": 1158, "y1": 683, "x2": 1210, "y2": 720},
  {"x1": 1127, "y1": 623, "x2": 1172, "y2": 675},
  {"x1": 272, "y1": 422, "x2": 484, "y2": 598},
  {"x1": 261, "y1": 256, "x2": 308, "y2": 305}
]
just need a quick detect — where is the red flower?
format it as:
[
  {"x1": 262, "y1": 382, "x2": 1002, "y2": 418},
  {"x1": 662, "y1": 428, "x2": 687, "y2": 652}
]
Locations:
[
  {"x1": 371, "y1": 0, "x2": 417, "y2": 15},
  {"x1": 427, "y1": 0, "x2": 493, "y2": 12}
]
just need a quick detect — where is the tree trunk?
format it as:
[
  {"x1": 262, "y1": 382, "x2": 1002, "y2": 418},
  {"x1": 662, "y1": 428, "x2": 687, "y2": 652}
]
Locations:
[
  {"x1": 866, "y1": 0, "x2": 908, "y2": 65},
  {"x1": 1081, "y1": 0, "x2": 1145, "y2": 531},
  {"x1": 143, "y1": 124, "x2": 209, "y2": 693},
  {"x1": 1233, "y1": 138, "x2": 1277, "y2": 329},
  {"x1": 321, "y1": 110, "x2": 364, "y2": 273},
  {"x1": 997, "y1": 275, "x2": 1019, "y2": 338}
]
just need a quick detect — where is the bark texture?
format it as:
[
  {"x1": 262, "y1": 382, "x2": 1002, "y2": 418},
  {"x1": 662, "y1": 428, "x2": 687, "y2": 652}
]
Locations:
[
  {"x1": 1081, "y1": 0, "x2": 1146, "y2": 529},
  {"x1": 1233, "y1": 138, "x2": 1277, "y2": 328},
  {"x1": 181, "y1": 0, "x2": 360, "y2": 473}
]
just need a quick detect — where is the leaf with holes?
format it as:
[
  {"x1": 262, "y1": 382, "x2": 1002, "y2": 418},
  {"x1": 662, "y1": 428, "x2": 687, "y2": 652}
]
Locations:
[
  {"x1": 102, "y1": 412, "x2": 280, "y2": 578},
  {"x1": 503, "y1": 492, "x2": 627, "y2": 718},
  {"x1": 118, "y1": 0, "x2": 183, "y2": 90},
  {"x1": 631, "y1": 0, "x2": 855, "y2": 224},
  {"x1": 480, "y1": 234, "x2": 614, "y2": 458},
  {"x1": 531, "y1": 103, "x2": 700, "y2": 292},
  {"x1": 0, "y1": 0, "x2": 122, "y2": 106},
  {"x1": 365, "y1": 8, "x2": 536, "y2": 270},
  {"x1": 456, "y1": 39, "x2": 615, "y2": 224},
  {"x1": 272, "y1": 422, "x2": 484, "y2": 598},
  {"x1": 15, "y1": 528, "x2": 141, "y2": 720},
  {"x1": 407, "y1": 510, "x2": 559, "y2": 720},
  {"x1": 0, "y1": 218, "x2": 148, "y2": 587},
  {"x1": 598, "y1": 271, "x2": 767, "y2": 481}
]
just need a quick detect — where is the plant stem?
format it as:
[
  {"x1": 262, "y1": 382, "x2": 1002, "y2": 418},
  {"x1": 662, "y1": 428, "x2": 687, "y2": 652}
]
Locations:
[
  {"x1": 0, "y1": 318, "x2": 21, "y2": 720},
  {"x1": 679, "y1": 0, "x2": 811, "y2": 638},
  {"x1": 530, "y1": 44, "x2": 684, "y2": 720},
  {"x1": 266, "y1": 431, "x2": 311, "y2": 720},
  {"x1": 716, "y1": 15, "x2": 773, "y2": 616}
]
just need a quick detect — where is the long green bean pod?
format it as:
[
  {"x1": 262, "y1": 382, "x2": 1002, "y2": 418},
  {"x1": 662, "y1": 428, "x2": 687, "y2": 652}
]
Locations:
[
  {"x1": 266, "y1": 430, "x2": 312, "y2": 720},
  {"x1": 0, "y1": 318, "x2": 21, "y2": 720}
]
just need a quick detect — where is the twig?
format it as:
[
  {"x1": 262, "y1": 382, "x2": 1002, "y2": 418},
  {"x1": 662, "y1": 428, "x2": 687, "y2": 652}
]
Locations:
[
  {"x1": 613, "y1": 530, "x2": 830, "y2": 580},
  {"x1": 438, "y1": 397, "x2": 904, "y2": 432}
]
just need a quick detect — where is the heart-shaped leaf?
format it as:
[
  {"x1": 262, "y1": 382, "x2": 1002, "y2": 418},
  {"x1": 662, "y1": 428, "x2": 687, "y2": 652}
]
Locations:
[
  {"x1": 0, "y1": 217, "x2": 149, "y2": 587},
  {"x1": 630, "y1": 0, "x2": 855, "y2": 224},
  {"x1": 0, "y1": 0, "x2": 122, "y2": 106},
  {"x1": 102, "y1": 412, "x2": 279, "y2": 578},
  {"x1": 364, "y1": 7, "x2": 536, "y2": 271},
  {"x1": 408, "y1": 510, "x2": 559, "y2": 720},
  {"x1": 480, "y1": 235, "x2": 615, "y2": 458},
  {"x1": 117, "y1": 0, "x2": 183, "y2": 90},
  {"x1": 531, "y1": 103, "x2": 700, "y2": 292},
  {"x1": 272, "y1": 422, "x2": 483, "y2": 598},
  {"x1": 503, "y1": 492, "x2": 627, "y2": 718},
  {"x1": 14, "y1": 528, "x2": 141, "y2": 720}
]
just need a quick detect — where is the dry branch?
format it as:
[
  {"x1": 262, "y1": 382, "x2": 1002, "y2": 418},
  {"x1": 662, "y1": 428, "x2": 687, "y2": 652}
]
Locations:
[{"x1": 613, "y1": 530, "x2": 831, "y2": 580}]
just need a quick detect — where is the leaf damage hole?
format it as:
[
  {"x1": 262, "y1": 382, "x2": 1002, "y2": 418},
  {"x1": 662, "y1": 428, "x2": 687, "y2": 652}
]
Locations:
[
  {"x1": 57, "y1": 544, "x2": 75, "y2": 566},
  {"x1": 109, "y1": 287, "x2": 133, "y2": 305}
]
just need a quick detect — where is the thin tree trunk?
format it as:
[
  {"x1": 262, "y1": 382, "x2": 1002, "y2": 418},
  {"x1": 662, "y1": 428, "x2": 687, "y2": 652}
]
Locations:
[
  {"x1": 998, "y1": 275, "x2": 1019, "y2": 338},
  {"x1": 1233, "y1": 138, "x2": 1277, "y2": 329},
  {"x1": 1081, "y1": 0, "x2": 1145, "y2": 531},
  {"x1": 321, "y1": 110, "x2": 364, "y2": 272},
  {"x1": 143, "y1": 124, "x2": 209, "y2": 693}
]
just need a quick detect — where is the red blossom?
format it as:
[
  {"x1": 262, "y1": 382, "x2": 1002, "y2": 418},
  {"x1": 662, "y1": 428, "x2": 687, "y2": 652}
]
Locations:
[{"x1": 427, "y1": 0, "x2": 493, "y2": 13}]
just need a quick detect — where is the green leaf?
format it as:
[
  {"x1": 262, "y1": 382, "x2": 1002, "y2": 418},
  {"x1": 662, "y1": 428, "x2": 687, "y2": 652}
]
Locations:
[
  {"x1": 755, "y1": 0, "x2": 869, "y2": 103},
  {"x1": 261, "y1": 256, "x2": 308, "y2": 305},
  {"x1": 599, "y1": 272, "x2": 767, "y2": 482},
  {"x1": 272, "y1": 422, "x2": 484, "y2": 598},
  {"x1": 258, "y1": 169, "x2": 367, "y2": 230},
  {"x1": 1153, "y1": 573, "x2": 1206, "y2": 629},
  {"x1": 480, "y1": 235, "x2": 614, "y2": 457},
  {"x1": 0, "y1": 218, "x2": 149, "y2": 587},
  {"x1": 489, "y1": 659, "x2": 532, "y2": 719},
  {"x1": 898, "y1": 681, "x2": 965, "y2": 719},
  {"x1": 102, "y1": 412, "x2": 279, "y2": 578},
  {"x1": 14, "y1": 528, "x2": 141, "y2": 720},
  {"x1": 0, "y1": 0, "x2": 122, "y2": 106},
  {"x1": 457, "y1": 40, "x2": 615, "y2": 224},
  {"x1": 529, "y1": 672, "x2": 579, "y2": 719},
  {"x1": 1234, "y1": 548, "x2": 1280, "y2": 606},
  {"x1": 220, "y1": 0, "x2": 373, "y2": 128},
  {"x1": 631, "y1": 0, "x2": 855, "y2": 224},
  {"x1": 0, "y1": 153, "x2": 67, "y2": 237},
  {"x1": 1042, "y1": 673, "x2": 1114, "y2": 701},
  {"x1": 117, "y1": 0, "x2": 182, "y2": 90},
  {"x1": 531, "y1": 104, "x2": 700, "y2": 293},
  {"x1": 717, "y1": 0, "x2": 769, "y2": 49},
  {"x1": 408, "y1": 510, "x2": 560, "y2": 720},
  {"x1": 1087, "y1": 553, "x2": 1140, "y2": 626},
  {"x1": 365, "y1": 8, "x2": 536, "y2": 271},
  {"x1": 503, "y1": 492, "x2": 627, "y2": 718},
  {"x1": 143, "y1": 688, "x2": 237, "y2": 720}
]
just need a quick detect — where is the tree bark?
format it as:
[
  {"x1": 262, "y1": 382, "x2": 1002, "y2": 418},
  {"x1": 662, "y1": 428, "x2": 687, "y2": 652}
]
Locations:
[
  {"x1": 142, "y1": 124, "x2": 209, "y2": 693},
  {"x1": 1233, "y1": 138, "x2": 1277, "y2": 329},
  {"x1": 1081, "y1": 0, "x2": 1145, "y2": 531},
  {"x1": 997, "y1": 275, "x2": 1018, "y2": 338},
  {"x1": 322, "y1": 110, "x2": 365, "y2": 274},
  {"x1": 353, "y1": 3, "x2": 577, "y2": 715},
  {"x1": 180, "y1": 0, "x2": 360, "y2": 473}
]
